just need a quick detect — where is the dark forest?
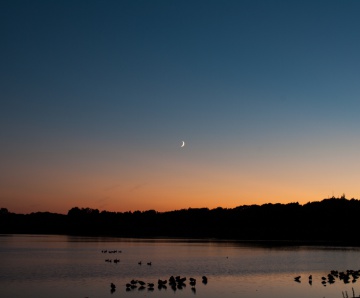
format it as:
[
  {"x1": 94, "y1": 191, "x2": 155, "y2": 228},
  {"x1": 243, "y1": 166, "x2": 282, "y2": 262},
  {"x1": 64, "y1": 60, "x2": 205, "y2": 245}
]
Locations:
[{"x1": 1, "y1": 196, "x2": 359, "y2": 245}]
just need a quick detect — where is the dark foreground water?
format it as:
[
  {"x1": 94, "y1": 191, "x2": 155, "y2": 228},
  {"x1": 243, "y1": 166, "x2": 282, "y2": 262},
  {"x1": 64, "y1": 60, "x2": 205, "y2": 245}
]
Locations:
[{"x1": 0, "y1": 234, "x2": 360, "y2": 298}]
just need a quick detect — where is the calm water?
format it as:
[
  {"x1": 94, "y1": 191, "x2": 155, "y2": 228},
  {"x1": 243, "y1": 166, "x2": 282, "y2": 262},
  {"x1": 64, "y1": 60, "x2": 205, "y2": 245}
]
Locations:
[{"x1": 1, "y1": 235, "x2": 360, "y2": 298}]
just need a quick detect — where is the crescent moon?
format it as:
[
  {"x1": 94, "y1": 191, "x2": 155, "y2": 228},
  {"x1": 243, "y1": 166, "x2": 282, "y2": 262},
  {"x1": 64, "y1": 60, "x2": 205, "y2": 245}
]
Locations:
[{"x1": 181, "y1": 141, "x2": 185, "y2": 147}]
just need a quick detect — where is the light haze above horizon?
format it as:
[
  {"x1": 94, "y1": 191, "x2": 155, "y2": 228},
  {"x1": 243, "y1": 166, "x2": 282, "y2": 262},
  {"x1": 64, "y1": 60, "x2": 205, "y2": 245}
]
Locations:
[{"x1": 1, "y1": 0, "x2": 360, "y2": 214}]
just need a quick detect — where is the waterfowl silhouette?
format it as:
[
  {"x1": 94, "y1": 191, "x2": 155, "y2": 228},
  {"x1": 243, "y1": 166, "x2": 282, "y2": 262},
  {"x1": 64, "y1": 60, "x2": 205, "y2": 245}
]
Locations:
[
  {"x1": 130, "y1": 279, "x2": 137, "y2": 285},
  {"x1": 177, "y1": 283, "x2": 184, "y2": 290},
  {"x1": 147, "y1": 262, "x2": 152, "y2": 266},
  {"x1": 158, "y1": 279, "x2": 167, "y2": 285},
  {"x1": 294, "y1": 276, "x2": 301, "y2": 282},
  {"x1": 328, "y1": 274, "x2": 335, "y2": 284},
  {"x1": 158, "y1": 284, "x2": 167, "y2": 290},
  {"x1": 110, "y1": 282, "x2": 116, "y2": 293},
  {"x1": 202, "y1": 276, "x2": 208, "y2": 284},
  {"x1": 331, "y1": 270, "x2": 339, "y2": 277}
]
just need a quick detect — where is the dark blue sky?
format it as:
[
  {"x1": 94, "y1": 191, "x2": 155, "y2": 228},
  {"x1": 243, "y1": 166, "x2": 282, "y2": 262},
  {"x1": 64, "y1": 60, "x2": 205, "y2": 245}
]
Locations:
[{"x1": 1, "y1": 0, "x2": 360, "y2": 213}]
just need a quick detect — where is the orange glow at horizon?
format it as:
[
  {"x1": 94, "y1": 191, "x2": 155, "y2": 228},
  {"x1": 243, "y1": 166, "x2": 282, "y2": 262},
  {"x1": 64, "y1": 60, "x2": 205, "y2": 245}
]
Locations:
[
  {"x1": 0, "y1": 172, "x2": 357, "y2": 215},
  {"x1": 2, "y1": 1, "x2": 360, "y2": 219},
  {"x1": 2, "y1": 134, "x2": 360, "y2": 215}
]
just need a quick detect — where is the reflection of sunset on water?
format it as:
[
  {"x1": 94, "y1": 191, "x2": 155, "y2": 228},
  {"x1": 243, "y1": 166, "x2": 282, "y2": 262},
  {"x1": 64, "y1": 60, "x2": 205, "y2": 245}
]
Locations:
[{"x1": 1, "y1": 235, "x2": 359, "y2": 298}]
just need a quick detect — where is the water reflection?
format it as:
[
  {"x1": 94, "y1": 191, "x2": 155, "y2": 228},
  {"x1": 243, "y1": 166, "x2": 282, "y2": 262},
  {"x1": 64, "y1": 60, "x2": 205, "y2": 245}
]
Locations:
[{"x1": 1, "y1": 234, "x2": 360, "y2": 298}]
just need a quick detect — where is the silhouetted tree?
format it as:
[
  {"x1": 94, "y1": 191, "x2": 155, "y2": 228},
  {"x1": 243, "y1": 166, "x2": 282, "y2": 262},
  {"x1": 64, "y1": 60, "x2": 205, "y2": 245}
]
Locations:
[
  {"x1": 2, "y1": 197, "x2": 360, "y2": 245},
  {"x1": 0, "y1": 208, "x2": 9, "y2": 215}
]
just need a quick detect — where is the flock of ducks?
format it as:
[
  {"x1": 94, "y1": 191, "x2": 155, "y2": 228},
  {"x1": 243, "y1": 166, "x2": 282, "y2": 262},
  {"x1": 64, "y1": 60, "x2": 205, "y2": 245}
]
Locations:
[
  {"x1": 294, "y1": 269, "x2": 360, "y2": 286},
  {"x1": 110, "y1": 275, "x2": 208, "y2": 293},
  {"x1": 102, "y1": 250, "x2": 208, "y2": 293},
  {"x1": 102, "y1": 249, "x2": 360, "y2": 294},
  {"x1": 101, "y1": 250, "x2": 122, "y2": 253},
  {"x1": 102, "y1": 249, "x2": 121, "y2": 263},
  {"x1": 138, "y1": 261, "x2": 152, "y2": 265}
]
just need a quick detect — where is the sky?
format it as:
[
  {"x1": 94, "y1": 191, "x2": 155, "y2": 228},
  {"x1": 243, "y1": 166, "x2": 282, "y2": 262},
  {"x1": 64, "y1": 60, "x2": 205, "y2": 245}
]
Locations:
[{"x1": 1, "y1": 0, "x2": 360, "y2": 214}]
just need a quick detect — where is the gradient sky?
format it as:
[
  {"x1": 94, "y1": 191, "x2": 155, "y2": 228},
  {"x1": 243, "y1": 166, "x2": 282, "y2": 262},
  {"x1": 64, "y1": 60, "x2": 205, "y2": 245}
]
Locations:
[{"x1": 1, "y1": 0, "x2": 360, "y2": 214}]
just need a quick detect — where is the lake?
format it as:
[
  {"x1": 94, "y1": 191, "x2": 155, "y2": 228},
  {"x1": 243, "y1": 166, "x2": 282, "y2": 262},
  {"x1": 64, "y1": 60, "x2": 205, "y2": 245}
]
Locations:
[{"x1": 0, "y1": 234, "x2": 360, "y2": 298}]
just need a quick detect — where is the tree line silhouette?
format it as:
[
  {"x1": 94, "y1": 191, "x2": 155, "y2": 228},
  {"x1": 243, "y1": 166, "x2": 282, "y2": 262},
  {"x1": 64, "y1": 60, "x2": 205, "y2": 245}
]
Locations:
[{"x1": 1, "y1": 196, "x2": 360, "y2": 245}]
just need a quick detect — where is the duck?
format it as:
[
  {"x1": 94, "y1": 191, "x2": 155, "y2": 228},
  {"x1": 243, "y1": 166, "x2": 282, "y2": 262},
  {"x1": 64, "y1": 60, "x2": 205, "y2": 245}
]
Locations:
[
  {"x1": 178, "y1": 277, "x2": 186, "y2": 284},
  {"x1": 158, "y1": 284, "x2": 167, "y2": 290},
  {"x1": 202, "y1": 276, "x2": 208, "y2": 284},
  {"x1": 177, "y1": 283, "x2": 184, "y2": 290},
  {"x1": 158, "y1": 279, "x2": 167, "y2": 285}
]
